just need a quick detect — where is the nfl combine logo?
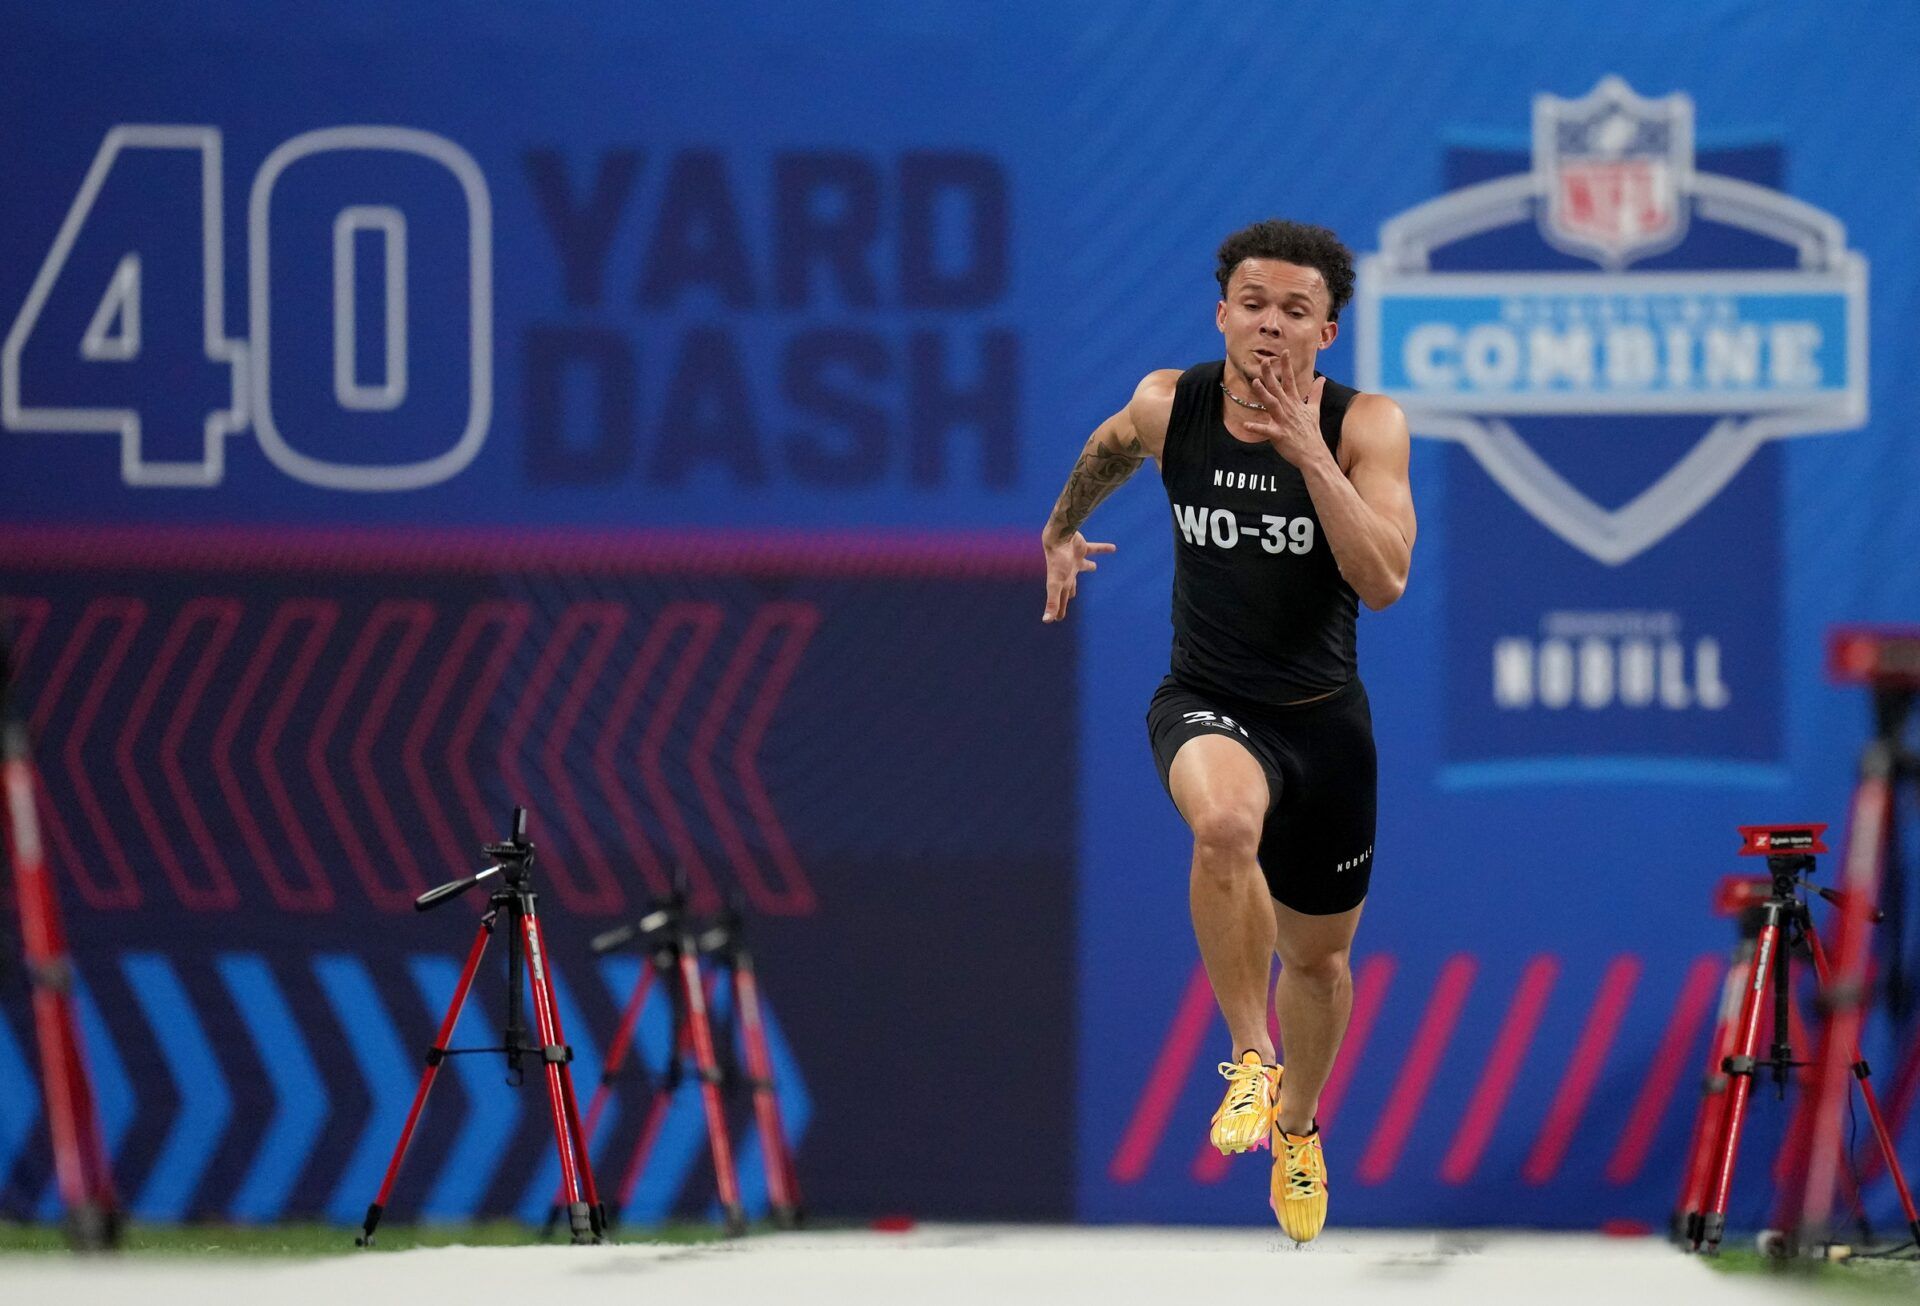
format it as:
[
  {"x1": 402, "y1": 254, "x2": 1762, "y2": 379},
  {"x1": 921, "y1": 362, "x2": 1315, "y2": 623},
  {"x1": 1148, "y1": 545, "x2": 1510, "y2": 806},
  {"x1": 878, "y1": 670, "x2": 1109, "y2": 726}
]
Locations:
[
  {"x1": 1539, "y1": 77, "x2": 1691, "y2": 269},
  {"x1": 1356, "y1": 77, "x2": 1867, "y2": 781}
]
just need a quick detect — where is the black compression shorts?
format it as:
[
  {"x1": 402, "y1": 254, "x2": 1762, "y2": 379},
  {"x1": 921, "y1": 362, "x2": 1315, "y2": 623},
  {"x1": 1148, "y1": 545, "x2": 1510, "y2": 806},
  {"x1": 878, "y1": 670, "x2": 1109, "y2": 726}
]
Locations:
[{"x1": 1146, "y1": 674, "x2": 1377, "y2": 915}]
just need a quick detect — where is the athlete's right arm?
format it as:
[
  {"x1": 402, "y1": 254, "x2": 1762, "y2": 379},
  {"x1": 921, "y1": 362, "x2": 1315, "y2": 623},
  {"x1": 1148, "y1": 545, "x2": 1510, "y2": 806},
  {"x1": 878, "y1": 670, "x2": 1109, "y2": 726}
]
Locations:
[{"x1": 1040, "y1": 370, "x2": 1179, "y2": 623}]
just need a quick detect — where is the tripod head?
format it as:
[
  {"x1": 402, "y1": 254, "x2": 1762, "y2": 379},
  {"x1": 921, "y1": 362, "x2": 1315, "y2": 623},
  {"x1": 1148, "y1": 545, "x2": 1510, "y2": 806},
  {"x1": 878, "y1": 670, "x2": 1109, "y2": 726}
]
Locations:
[
  {"x1": 1737, "y1": 824, "x2": 1825, "y2": 897},
  {"x1": 696, "y1": 892, "x2": 749, "y2": 961},
  {"x1": 415, "y1": 806, "x2": 535, "y2": 912},
  {"x1": 1766, "y1": 853, "x2": 1817, "y2": 899},
  {"x1": 481, "y1": 806, "x2": 534, "y2": 889},
  {"x1": 590, "y1": 864, "x2": 693, "y2": 955},
  {"x1": 1725, "y1": 824, "x2": 1882, "y2": 924}
]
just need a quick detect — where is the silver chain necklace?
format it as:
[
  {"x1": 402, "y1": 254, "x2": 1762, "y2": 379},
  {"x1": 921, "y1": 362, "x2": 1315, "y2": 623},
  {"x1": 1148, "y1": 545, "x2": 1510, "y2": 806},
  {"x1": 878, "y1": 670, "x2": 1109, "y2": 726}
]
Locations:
[{"x1": 1220, "y1": 383, "x2": 1267, "y2": 412}]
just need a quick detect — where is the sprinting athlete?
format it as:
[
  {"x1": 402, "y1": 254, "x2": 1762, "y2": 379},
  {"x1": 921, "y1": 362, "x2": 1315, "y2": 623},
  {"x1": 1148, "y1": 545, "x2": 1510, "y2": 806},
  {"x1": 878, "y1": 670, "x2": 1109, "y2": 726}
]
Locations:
[{"x1": 1039, "y1": 219, "x2": 1415, "y2": 1241}]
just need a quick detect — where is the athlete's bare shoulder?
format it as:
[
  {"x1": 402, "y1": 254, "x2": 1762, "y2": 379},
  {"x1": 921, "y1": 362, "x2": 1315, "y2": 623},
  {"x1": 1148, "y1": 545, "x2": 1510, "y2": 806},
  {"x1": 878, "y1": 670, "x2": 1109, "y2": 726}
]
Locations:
[
  {"x1": 1337, "y1": 390, "x2": 1411, "y2": 471},
  {"x1": 1344, "y1": 389, "x2": 1405, "y2": 421},
  {"x1": 1118, "y1": 368, "x2": 1182, "y2": 461},
  {"x1": 1337, "y1": 389, "x2": 1417, "y2": 550}
]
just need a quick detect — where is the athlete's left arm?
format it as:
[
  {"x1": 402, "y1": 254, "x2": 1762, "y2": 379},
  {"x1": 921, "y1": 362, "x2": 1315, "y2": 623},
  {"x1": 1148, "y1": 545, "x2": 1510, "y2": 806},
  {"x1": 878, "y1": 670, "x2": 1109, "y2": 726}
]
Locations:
[
  {"x1": 1248, "y1": 361, "x2": 1416, "y2": 610},
  {"x1": 1303, "y1": 393, "x2": 1417, "y2": 611}
]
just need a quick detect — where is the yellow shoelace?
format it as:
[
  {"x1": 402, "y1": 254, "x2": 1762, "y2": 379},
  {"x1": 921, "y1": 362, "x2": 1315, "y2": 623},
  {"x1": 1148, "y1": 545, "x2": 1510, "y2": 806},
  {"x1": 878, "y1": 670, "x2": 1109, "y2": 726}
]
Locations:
[
  {"x1": 1216, "y1": 1060, "x2": 1273, "y2": 1117},
  {"x1": 1278, "y1": 1134, "x2": 1324, "y2": 1199}
]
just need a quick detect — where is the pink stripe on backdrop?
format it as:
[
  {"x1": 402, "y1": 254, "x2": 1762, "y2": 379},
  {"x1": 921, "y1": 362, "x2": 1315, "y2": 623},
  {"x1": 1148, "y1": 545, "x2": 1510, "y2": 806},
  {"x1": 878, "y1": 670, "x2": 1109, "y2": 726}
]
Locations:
[
  {"x1": 1359, "y1": 954, "x2": 1476, "y2": 1184},
  {"x1": 1441, "y1": 955, "x2": 1560, "y2": 1185},
  {"x1": 1190, "y1": 1125, "x2": 1235, "y2": 1185},
  {"x1": 57, "y1": 599, "x2": 147, "y2": 910},
  {"x1": 1109, "y1": 962, "x2": 1220, "y2": 1185},
  {"x1": 0, "y1": 597, "x2": 52, "y2": 673},
  {"x1": 1606, "y1": 954, "x2": 1723, "y2": 1185},
  {"x1": 1524, "y1": 955, "x2": 1643, "y2": 1185},
  {"x1": 0, "y1": 524, "x2": 1040, "y2": 578}
]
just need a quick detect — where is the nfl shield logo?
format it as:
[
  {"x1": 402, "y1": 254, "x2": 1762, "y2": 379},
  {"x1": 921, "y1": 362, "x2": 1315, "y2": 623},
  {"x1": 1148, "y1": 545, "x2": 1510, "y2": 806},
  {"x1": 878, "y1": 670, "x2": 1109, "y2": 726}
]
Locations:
[{"x1": 1535, "y1": 75, "x2": 1693, "y2": 268}]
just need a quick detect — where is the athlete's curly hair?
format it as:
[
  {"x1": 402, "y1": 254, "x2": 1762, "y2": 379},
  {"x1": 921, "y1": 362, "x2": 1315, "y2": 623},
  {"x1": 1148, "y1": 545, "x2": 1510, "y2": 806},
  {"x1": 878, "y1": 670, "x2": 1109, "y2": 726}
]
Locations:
[{"x1": 1215, "y1": 220, "x2": 1356, "y2": 322}]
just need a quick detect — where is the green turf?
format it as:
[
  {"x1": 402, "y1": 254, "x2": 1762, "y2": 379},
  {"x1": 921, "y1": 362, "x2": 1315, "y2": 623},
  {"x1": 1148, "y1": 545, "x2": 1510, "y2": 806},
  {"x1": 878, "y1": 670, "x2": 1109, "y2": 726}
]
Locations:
[
  {"x1": 1706, "y1": 1245, "x2": 1920, "y2": 1298},
  {"x1": 0, "y1": 1219, "x2": 736, "y2": 1256}
]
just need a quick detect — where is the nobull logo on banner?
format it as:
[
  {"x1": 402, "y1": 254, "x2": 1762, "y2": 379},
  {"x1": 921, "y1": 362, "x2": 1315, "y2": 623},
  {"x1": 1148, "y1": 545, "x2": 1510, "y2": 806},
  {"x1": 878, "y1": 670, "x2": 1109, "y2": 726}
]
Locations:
[{"x1": 1356, "y1": 77, "x2": 1868, "y2": 780}]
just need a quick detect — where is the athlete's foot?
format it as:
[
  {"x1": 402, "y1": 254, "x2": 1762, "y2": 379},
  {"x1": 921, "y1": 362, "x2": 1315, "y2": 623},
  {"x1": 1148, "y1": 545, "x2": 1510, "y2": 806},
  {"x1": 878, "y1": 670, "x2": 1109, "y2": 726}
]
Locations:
[
  {"x1": 1270, "y1": 1120, "x2": 1328, "y2": 1243},
  {"x1": 1208, "y1": 1050, "x2": 1282, "y2": 1155}
]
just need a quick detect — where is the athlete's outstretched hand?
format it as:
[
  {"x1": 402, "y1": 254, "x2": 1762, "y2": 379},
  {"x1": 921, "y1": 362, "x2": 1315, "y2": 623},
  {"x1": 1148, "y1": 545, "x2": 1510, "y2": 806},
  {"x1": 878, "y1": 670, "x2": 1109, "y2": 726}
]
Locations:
[
  {"x1": 1042, "y1": 530, "x2": 1116, "y2": 623},
  {"x1": 1247, "y1": 356, "x2": 1329, "y2": 470}
]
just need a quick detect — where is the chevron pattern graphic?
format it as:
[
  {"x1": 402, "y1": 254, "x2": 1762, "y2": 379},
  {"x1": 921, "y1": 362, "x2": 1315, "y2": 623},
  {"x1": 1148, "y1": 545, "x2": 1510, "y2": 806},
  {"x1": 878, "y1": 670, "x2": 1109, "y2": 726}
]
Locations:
[
  {"x1": 0, "y1": 542, "x2": 1077, "y2": 1222},
  {"x1": 0, "y1": 951, "x2": 808, "y2": 1223},
  {"x1": 2, "y1": 588, "x2": 823, "y2": 918}
]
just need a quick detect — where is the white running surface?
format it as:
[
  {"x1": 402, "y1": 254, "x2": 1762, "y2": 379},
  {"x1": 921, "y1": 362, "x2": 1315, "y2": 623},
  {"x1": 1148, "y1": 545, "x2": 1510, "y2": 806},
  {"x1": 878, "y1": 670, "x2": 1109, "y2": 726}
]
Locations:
[{"x1": 0, "y1": 1226, "x2": 1843, "y2": 1305}]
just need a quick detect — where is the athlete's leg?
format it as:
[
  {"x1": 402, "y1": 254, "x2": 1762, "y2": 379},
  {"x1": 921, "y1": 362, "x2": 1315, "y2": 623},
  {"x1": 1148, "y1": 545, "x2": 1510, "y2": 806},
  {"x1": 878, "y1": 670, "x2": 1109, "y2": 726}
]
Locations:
[
  {"x1": 1269, "y1": 896, "x2": 1364, "y2": 1136},
  {"x1": 1169, "y1": 734, "x2": 1276, "y2": 1062}
]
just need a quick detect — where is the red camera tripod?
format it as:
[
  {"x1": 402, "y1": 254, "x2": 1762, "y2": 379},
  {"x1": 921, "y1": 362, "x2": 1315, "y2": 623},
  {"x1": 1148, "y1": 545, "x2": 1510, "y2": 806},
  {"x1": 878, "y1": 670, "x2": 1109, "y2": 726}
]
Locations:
[
  {"x1": 1, "y1": 637, "x2": 118, "y2": 1249},
  {"x1": 356, "y1": 807, "x2": 604, "y2": 1246},
  {"x1": 565, "y1": 882, "x2": 802, "y2": 1236},
  {"x1": 1676, "y1": 823, "x2": 1920, "y2": 1256}
]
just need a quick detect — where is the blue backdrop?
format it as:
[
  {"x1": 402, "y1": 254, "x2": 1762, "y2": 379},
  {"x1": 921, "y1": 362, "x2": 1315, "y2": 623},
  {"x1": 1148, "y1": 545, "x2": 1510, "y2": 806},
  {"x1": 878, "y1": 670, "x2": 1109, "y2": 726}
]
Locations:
[{"x1": 3, "y1": 1, "x2": 1918, "y2": 1231}]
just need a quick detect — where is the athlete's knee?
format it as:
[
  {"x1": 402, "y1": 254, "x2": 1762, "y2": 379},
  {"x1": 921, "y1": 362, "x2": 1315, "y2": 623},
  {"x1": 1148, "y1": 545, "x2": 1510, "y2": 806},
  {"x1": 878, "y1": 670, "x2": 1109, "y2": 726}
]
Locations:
[
  {"x1": 1279, "y1": 948, "x2": 1351, "y2": 992},
  {"x1": 1188, "y1": 805, "x2": 1262, "y2": 870}
]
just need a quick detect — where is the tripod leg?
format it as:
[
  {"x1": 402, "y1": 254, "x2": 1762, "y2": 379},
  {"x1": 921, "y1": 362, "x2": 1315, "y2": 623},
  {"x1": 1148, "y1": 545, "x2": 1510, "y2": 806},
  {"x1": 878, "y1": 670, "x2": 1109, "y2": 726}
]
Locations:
[
  {"x1": 619, "y1": 1080, "x2": 676, "y2": 1216},
  {"x1": 678, "y1": 944, "x2": 746, "y2": 1235},
  {"x1": 27, "y1": 984, "x2": 85, "y2": 1209},
  {"x1": 1801, "y1": 766, "x2": 1895, "y2": 1246},
  {"x1": 618, "y1": 959, "x2": 690, "y2": 1216},
  {"x1": 1770, "y1": 1062, "x2": 1819, "y2": 1235},
  {"x1": 357, "y1": 917, "x2": 493, "y2": 1246},
  {"x1": 1699, "y1": 906, "x2": 1787, "y2": 1253},
  {"x1": 72, "y1": 1016, "x2": 118, "y2": 1218},
  {"x1": 732, "y1": 954, "x2": 801, "y2": 1227},
  {"x1": 548, "y1": 985, "x2": 605, "y2": 1235},
  {"x1": 1807, "y1": 929, "x2": 1920, "y2": 1245},
  {"x1": 55, "y1": 1008, "x2": 119, "y2": 1239},
  {"x1": 549, "y1": 964, "x2": 654, "y2": 1230},
  {"x1": 1768, "y1": 923, "x2": 1826, "y2": 1241},
  {"x1": 7, "y1": 738, "x2": 121, "y2": 1248},
  {"x1": 31, "y1": 986, "x2": 110, "y2": 1246},
  {"x1": 591, "y1": 963, "x2": 656, "y2": 1123},
  {"x1": 1675, "y1": 942, "x2": 1751, "y2": 1245},
  {"x1": 519, "y1": 911, "x2": 598, "y2": 1243},
  {"x1": 1851, "y1": 1060, "x2": 1920, "y2": 1245}
]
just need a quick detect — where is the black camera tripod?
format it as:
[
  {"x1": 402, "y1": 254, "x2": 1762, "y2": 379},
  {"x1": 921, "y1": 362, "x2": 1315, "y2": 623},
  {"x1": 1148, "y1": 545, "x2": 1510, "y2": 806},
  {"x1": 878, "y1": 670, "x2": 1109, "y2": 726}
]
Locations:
[{"x1": 356, "y1": 807, "x2": 604, "y2": 1245}]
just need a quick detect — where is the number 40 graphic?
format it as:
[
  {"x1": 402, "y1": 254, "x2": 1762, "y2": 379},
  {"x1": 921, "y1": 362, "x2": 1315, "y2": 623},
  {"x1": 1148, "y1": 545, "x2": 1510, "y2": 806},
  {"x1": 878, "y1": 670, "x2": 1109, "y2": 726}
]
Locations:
[{"x1": 2, "y1": 125, "x2": 493, "y2": 490}]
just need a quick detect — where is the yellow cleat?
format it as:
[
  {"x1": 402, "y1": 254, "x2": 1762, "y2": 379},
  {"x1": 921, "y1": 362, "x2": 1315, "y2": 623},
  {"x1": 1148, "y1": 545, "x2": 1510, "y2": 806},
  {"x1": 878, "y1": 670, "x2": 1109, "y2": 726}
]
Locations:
[
  {"x1": 1208, "y1": 1050, "x2": 1281, "y2": 1155},
  {"x1": 1271, "y1": 1122, "x2": 1328, "y2": 1243}
]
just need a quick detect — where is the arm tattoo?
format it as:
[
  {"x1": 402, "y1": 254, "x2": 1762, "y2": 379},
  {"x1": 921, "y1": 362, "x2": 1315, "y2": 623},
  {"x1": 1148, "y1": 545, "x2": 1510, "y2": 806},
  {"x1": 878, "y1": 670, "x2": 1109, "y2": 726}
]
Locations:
[{"x1": 1045, "y1": 431, "x2": 1146, "y2": 542}]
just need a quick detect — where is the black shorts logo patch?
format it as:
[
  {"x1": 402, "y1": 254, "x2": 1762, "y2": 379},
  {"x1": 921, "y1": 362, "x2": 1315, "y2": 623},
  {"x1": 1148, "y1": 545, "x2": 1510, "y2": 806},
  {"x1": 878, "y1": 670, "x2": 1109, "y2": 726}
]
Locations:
[{"x1": 1182, "y1": 709, "x2": 1249, "y2": 739}]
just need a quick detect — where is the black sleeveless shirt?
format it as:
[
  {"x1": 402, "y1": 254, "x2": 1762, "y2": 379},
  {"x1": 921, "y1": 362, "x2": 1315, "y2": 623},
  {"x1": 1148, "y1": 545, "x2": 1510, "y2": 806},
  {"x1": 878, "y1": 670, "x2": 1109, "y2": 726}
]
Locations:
[{"x1": 1161, "y1": 359, "x2": 1359, "y2": 704}]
